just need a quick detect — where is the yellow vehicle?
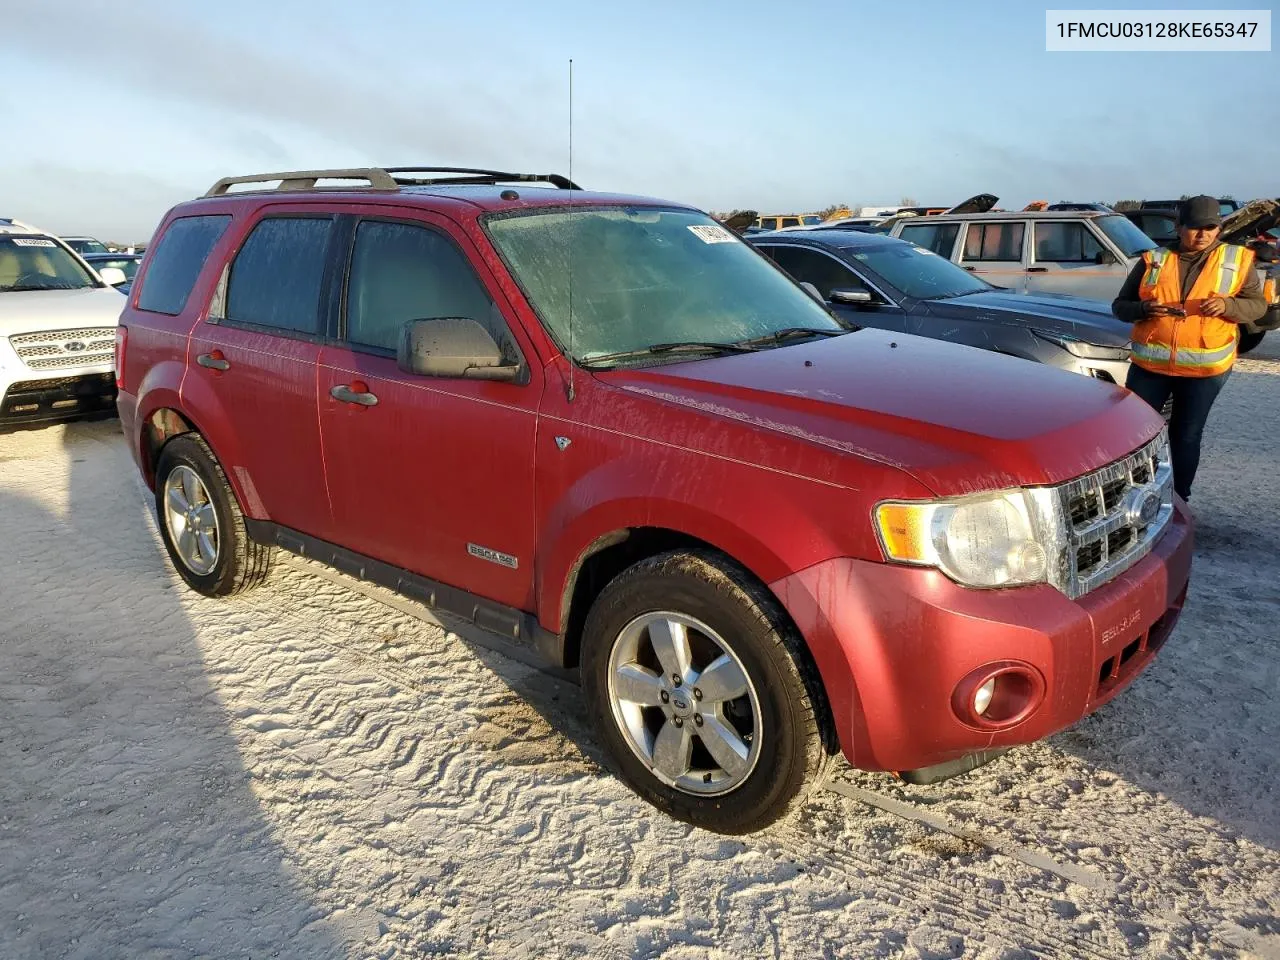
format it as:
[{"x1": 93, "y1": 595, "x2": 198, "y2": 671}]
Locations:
[{"x1": 756, "y1": 213, "x2": 825, "y2": 231}]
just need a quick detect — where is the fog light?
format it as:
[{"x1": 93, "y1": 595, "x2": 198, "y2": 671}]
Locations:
[
  {"x1": 974, "y1": 677, "x2": 996, "y2": 716},
  {"x1": 1007, "y1": 542, "x2": 1047, "y2": 581}
]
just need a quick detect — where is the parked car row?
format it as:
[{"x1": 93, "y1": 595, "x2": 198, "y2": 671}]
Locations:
[{"x1": 109, "y1": 165, "x2": 1193, "y2": 834}]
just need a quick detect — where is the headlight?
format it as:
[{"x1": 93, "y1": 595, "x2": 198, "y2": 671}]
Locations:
[
  {"x1": 875, "y1": 489, "x2": 1054, "y2": 588},
  {"x1": 1032, "y1": 330, "x2": 1130, "y2": 361}
]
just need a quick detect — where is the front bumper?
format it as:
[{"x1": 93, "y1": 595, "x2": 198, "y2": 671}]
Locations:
[
  {"x1": 770, "y1": 504, "x2": 1193, "y2": 772},
  {"x1": 0, "y1": 369, "x2": 117, "y2": 425}
]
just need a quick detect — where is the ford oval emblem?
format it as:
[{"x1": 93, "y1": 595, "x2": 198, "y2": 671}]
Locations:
[{"x1": 64, "y1": 341, "x2": 87, "y2": 352}]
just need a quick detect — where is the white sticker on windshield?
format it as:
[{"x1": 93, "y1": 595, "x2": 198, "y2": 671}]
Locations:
[
  {"x1": 11, "y1": 238, "x2": 56, "y2": 247},
  {"x1": 912, "y1": 247, "x2": 936, "y2": 255},
  {"x1": 688, "y1": 224, "x2": 736, "y2": 244}
]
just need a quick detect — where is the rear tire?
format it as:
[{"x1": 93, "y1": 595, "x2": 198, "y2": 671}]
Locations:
[
  {"x1": 154, "y1": 434, "x2": 272, "y2": 597},
  {"x1": 581, "y1": 549, "x2": 834, "y2": 834}
]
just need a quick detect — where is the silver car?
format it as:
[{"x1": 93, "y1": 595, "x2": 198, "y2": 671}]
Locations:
[{"x1": 887, "y1": 210, "x2": 1157, "y2": 302}]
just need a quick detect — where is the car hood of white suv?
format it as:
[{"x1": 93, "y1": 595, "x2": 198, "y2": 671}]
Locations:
[{"x1": 0, "y1": 287, "x2": 125, "y2": 338}]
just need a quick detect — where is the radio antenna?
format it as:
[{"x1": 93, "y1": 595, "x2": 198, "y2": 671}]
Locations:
[{"x1": 566, "y1": 57, "x2": 576, "y2": 403}]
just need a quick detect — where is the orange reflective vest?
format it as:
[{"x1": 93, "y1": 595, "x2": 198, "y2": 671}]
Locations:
[{"x1": 1133, "y1": 243, "x2": 1254, "y2": 377}]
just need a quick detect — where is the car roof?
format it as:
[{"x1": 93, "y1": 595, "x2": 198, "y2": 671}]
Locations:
[
  {"x1": 750, "y1": 228, "x2": 908, "y2": 252},
  {"x1": 896, "y1": 210, "x2": 1118, "y2": 222},
  {"x1": 177, "y1": 167, "x2": 694, "y2": 218}
]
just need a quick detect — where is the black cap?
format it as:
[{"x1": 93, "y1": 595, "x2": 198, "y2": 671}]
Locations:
[{"x1": 1178, "y1": 195, "x2": 1223, "y2": 229}]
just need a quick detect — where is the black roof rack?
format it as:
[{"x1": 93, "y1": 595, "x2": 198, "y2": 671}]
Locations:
[
  {"x1": 202, "y1": 166, "x2": 581, "y2": 198},
  {"x1": 383, "y1": 167, "x2": 581, "y2": 190}
]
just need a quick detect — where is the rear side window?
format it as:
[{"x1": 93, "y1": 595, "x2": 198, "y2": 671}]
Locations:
[
  {"x1": 137, "y1": 215, "x2": 231, "y2": 315},
  {"x1": 898, "y1": 222, "x2": 960, "y2": 257},
  {"x1": 226, "y1": 217, "x2": 332, "y2": 335},
  {"x1": 345, "y1": 220, "x2": 504, "y2": 354},
  {"x1": 1033, "y1": 222, "x2": 1105, "y2": 262},
  {"x1": 963, "y1": 222, "x2": 1025, "y2": 262}
]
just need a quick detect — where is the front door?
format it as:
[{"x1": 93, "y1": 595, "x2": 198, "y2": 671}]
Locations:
[
  {"x1": 760, "y1": 243, "x2": 909, "y2": 333},
  {"x1": 316, "y1": 211, "x2": 541, "y2": 611},
  {"x1": 1024, "y1": 220, "x2": 1130, "y2": 301},
  {"x1": 186, "y1": 211, "x2": 335, "y2": 538}
]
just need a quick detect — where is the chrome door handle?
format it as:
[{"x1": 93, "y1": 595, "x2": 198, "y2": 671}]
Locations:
[
  {"x1": 1027, "y1": 266, "x2": 1048, "y2": 273},
  {"x1": 330, "y1": 384, "x2": 378, "y2": 407},
  {"x1": 196, "y1": 352, "x2": 230, "y2": 371}
]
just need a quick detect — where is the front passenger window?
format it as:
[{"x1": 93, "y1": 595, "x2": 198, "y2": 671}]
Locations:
[
  {"x1": 345, "y1": 220, "x2": 511, "y2": 357},
  {"x1": 763, "y1": 245, "x2": 870, "y2": 301}
]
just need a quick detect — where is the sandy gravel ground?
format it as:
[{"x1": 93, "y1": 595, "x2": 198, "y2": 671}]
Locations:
[{"x1": 2, "y1": 341, "x2": 1277, "y2": 959}]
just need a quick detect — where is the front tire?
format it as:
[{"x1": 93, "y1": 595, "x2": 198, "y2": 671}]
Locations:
[
  {"x1": 154, "y1": 434, "x2": 272, "y2": 597},
  {"x1": 1239, "y1": 330, "x2": 1266, "y2": 355},
  {"x1": 581, "y1": 550, "x2": 833, "y2": 834}
]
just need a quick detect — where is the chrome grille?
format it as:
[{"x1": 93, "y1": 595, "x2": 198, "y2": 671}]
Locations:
[
  {"x1": 8, "y1": 327, "x2": 116, "y2": 370},
  {"x1": 1055, "y1": 432, "x2": 1173, "y2": 599}
]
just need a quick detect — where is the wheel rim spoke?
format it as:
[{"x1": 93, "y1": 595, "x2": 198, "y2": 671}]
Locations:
[
  {"x1": 167, "y1": 485, "x2": 189, "y2": 516},
  {"x1": 181, "y1": 468, "x2": 202, "y2": 508},
  {"x1": 651, "y1": 719, "x2": 692, "y2": 781},
  {"x1": 648, "y1": 618, "x2": 693, "y2": 681},
  {"x1": 195, "y1": 503, "x2": 216, "y2": 528},
  {"x1": 196, "y1": 531, "x2": 217, "y2": 566},
  {"x1": 697, "y1": 714, "x2": 751, "y2": 779},
  {"x1": 177, "y1": 528, "x2": 196, "y2": 565},
  {"x1": 614, "y1": 663, "x2": 666, "y2": 706},
  {"x1": 694, "y1": 654, "x2": 749, "y2": 705}
]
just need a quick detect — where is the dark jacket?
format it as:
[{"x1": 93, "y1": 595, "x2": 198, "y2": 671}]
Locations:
[{"x1": 1111, "y1": 240, "x2": 1267, "y2": 325}]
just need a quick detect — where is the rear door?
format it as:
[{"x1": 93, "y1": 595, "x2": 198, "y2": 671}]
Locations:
[
  {"x1": 186, "y1": 210, "x2": 334, "y2": 538},
  {"x1": 1025, "y1": 220, "x2": 1130, "y2": 300},
  {"x1": 956, "y1": 220, "x2": 1028, "y2": 292},
  {"x1": 316, "y1": 209, "x2": 540, "y2": 611}
]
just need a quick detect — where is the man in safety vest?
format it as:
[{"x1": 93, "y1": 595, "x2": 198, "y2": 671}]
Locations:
[{"x1": 1112, "y1": 195, "x2": 1267, "y2": 503}]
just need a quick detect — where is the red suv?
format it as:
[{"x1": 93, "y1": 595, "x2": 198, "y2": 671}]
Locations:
[{"x1": 116, "y1": 166, "x2": 1193, "y2": 834}]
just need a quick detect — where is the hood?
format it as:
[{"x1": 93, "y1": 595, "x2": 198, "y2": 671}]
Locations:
[
  {"x1": 921, "y1": 290, "x2": 1132, "y2": 346},
  {"x1": 600, "y1": 329, "x2": 1162, "y2": 496},
  {"x1": 1221, "y1": 198, "x2": 1279, "y2": 244},
  {"x1": 946, "y1": 193, "x2": 998, "y2": 214},
  {"x1": 0, "y1": 286, "x2": 125, "y2": 338}
]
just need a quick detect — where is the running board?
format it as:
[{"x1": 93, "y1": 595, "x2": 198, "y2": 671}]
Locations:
[
  {"x1": 895, "y1": 748, "x2": 1010, "y2": 786},
  {"x1": 243, "y1": 520, "x2": 565, "y2": 666}
]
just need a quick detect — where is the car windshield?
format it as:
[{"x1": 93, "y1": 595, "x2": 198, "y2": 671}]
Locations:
[
  {"x1": 485, "y1": 207, "x2": 842, "y2": 364},
  {"x1": 847, "y1": 243, "x2": 992, "y2": 299},
  {"x1": 0, "y1": 236, "x2": 98, "y2": 291},
  {"x1": 66, "y1": 238, "x2": 110, "y2": 255},
  {"x1": 1094, "y1": 215, "x2": 1157, "y2": 258}
]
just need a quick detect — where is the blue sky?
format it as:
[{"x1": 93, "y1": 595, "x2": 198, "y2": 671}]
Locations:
[{"x1": 1, "y1": 0, "x2": 1274, "y2": 241}]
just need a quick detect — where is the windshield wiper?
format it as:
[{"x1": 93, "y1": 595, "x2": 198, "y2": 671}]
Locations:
[
  {"x1": 737, "y1": 327, "x2": 850, "y2": 347},
  {"x1": 579, "y1": 340, "x2": 759, "y2": 368}
]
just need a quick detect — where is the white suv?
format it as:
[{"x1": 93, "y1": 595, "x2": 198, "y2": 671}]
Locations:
[{"x1": 0, "y1": 223, "x2": 127, "y2": 425}]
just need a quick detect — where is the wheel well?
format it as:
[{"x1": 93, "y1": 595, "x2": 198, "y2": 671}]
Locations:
[
  {"x1": 141, "y1": 408, "x2": 197, "y2": 487},
  {"x1": 561, "y1": 528, "x2": 708, "y2": 669},
  {"x1": 559, "y1": 527, "x2": 839, "y2": 757}
]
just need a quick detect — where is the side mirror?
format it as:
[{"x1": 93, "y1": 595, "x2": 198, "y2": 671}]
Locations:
[
  {"x1": 830, "y1": 287, "x2": 874, "y2": 305},
  {"x1": 397, "y1": 317, "x2": 521, "y2": 381},
  {"x1": 1094, "y1": 250, "x2": 1118, "y2": 266},
  {"x1": 98, "y1": 266, "x2": 128, "y2": 286}
]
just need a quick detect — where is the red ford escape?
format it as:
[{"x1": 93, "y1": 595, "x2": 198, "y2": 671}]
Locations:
[{"x1": 116, "y1": 167, "x2": 1193, "y2": 834}]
